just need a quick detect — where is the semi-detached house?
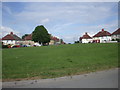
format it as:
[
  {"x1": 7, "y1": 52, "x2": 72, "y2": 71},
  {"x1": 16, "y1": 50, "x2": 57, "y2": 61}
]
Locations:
[
  {"x1": 92, "y1": 29, "x2": 112, "y2": 43},
  {"x1": 2, "y1": 32, "x2": 22, "y2": 45}
]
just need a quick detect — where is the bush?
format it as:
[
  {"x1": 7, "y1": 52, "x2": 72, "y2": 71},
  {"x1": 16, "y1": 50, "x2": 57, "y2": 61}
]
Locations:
[
  {"x1": 112, "y1": 39, "x2": 115, "y2": 41},
  {"x1": 2, "y1": 45, "x2": 8, "y2": 48},
  {"x1": 116, "y1": 39, "x2": 120, "y2": 42}
]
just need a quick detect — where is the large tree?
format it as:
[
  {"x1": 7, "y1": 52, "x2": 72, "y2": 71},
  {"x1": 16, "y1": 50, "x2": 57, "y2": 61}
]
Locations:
[{"x1": 32, "y1": 25, "x2": 50, "y2": 45}]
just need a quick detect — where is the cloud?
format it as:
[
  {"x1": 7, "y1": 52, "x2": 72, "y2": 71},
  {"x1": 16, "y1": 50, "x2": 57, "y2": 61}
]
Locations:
[
  {"x1": 58, "y1": 19, "x2": 118, "y2": 43},
  {"x1": 2, "y1": 2, "x2": 118, "y2": 43},
  {"x1": 41, "y1": 18, "x2": 50, "y2": 24},
  {"x1": 1, "y1": 26, "x2": 21, "y2": 38},
  {"x1": 13, "y1": 2, "x2": 117, "y2": 26},
  {"x1": 2, "y1": 5, "x2": 12, "y2": 15},
  {"x1": 0, "y1": 2, "x2": 2, "y2": 26}
]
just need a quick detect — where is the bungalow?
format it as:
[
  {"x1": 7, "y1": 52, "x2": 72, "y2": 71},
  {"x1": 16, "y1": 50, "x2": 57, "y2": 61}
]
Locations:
[
  {"x1": 2, "y1": 32, "x2": 22, "y2": 45},
  {"x1": 79, "y1": 32, "x2": 92, "y2": 43},
  {"x1": 111, "y1": 28, "x2": 120, "y2": 40},
  {"x1": 92, "y1": 29, "x2": 111, "y2": 43}
]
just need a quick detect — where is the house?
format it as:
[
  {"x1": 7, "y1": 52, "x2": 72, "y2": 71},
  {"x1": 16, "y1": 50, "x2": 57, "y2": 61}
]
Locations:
[
  {"x1": 92, "y1": 29, "x2": 111, "y2": 43},
  {"x1": 24, "y1": 34, "x2": 32, "y2": 41},
  {"x1": 111, "y1": 28, "x2": 120, "y2": 40},
  {"x1": 49, "y1": 36, "x2": 61, "y2": 45},
  {"x1": 23, "y1": 34, "x2": 35, "y2": 46},
  {"x1": 2, "y1": 32, "x2": 22, "y2": 45},
  {"x1": 23, "y1": 34, "x2": 65, "y2": 45},
  {"x1": 79, "y1": 32, "x2": 92, "y2": 43}
]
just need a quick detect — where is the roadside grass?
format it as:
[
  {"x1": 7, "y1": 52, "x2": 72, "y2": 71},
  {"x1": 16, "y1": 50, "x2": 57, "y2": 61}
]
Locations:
[{"x1": 2, "y1": 43, "x2": 118, "y2": 81}]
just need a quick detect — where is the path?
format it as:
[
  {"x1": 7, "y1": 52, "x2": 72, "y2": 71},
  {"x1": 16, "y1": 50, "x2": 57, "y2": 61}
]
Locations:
[{"x1": 2, "y1": 68, "x2": 118, "y2": 88}]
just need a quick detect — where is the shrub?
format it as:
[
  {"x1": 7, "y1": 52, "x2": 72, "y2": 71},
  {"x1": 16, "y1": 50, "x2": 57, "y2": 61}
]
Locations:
[{"x1": 2, "y1": 45, "x2": 8, "y2": 48}]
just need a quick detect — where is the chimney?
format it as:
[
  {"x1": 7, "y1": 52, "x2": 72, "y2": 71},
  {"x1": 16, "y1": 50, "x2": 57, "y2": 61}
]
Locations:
[
  {"x1": 85, "y1": 32, "x2": 88, "y2": 35},
  {"x1": 10, "y1": 32, "x2": 13, "y2": 34},
  {"x1": 102, "y1": 29, "x2": 104, "y2": 32}
]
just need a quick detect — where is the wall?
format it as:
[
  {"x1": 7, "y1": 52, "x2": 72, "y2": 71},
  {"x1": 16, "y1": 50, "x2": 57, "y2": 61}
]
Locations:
[
  {"x1": 82, "y1": 39, "x2": 92, "y2": 43},
  {"x1": 93, "y1": 36, "x2": 112, "y2": 43},
  {"x1": 111, "y1": 35, "x2": 120, "y2": 40},
  {"x1": 2, "y1": 40, "x2": 16, "y2": 45}
]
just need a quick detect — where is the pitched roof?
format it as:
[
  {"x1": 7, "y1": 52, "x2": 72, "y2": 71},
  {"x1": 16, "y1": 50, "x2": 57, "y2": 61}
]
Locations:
[
  {"x1": 93, "y1": 29, "x2": 111, "y2": 37},
  {"x1": 24, "y1": 34, "x2": 32, "y2": 40},
  {"x1": 24, "y1": 33, "x2": 60, "y2": 42},
  {"x1": 79, "y1": 37, "x2": 83, "y2": 41},
  {"x1": 81, "y1": 32, "x2": 92, "y2": 39},
  {"x1": 2, "y1": 32, "x2": 22, "y2": 40},
  {"x1": 50, "y1": 36, "x2": 59, "y2": 41},
  {"x1": 111, "y1": 28, "x2": 120, "y2": 35}
]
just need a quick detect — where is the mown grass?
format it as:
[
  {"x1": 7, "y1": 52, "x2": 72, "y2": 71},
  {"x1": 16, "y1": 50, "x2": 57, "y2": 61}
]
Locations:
[{"x1": 2, "y1": 43, "x2": 118, "y2": 81}]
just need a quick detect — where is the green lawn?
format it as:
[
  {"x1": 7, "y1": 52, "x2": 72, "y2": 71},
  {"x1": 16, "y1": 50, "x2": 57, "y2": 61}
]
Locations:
[{"x1": 2, "y1": 43, "x2": 119, "y2": 81}]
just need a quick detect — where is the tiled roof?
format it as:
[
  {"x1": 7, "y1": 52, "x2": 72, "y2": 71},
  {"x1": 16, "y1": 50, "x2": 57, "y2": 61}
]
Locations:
[
  {"x1": 93, "y1": 29, "x2": 111, "y2": 37},
  {"x1": 81, "y1": 32, "x2": 92, "y2": 39},
  {"x1": 24, "y1": 34, "x2": 60, "y2": 42},
  {"x1": 2, "y1": 32, "x2": 22, "y2": 40},
  {"x1": 24, "y1": 34, "x2": 32, "y2": 40},
  {"x1": 111, "y1": 28, "x2": 120, "y2": 35},
  {"x1": 79, "y1": 37, "x2": 83, "y2": 40},
  {"x1": 50, "y1": 36, "x2": 59, "y2": 41}
]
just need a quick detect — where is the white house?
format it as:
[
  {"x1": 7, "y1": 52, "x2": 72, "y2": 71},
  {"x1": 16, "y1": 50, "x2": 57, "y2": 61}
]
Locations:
[
  {"x1": 92, "y1": 29, "x2": 112, "y2": 43},
  {"x1": 2, "y1": 32, "x2": 22, "y2": 45},
  {"x1": 80, "y1": 32, "x2": 92, "y2": 43},
  {"x1": 111, "y1": 28, "x2": 120, "y2": 40}
]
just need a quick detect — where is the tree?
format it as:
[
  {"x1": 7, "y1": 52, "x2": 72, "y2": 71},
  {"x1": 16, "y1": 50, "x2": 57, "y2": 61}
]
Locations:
[
  {"x1": 32, "y1": 25, "x2": 50, "y2": 45},
  {"x1": 22, "y1": 34, "x2": 29, "y2": 39},
  {"x1": 74, "y1": 41, "x2": 79, "y2": 44}
]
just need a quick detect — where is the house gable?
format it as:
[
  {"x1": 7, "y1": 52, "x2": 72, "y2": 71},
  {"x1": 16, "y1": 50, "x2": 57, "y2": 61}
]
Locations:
[
  {"x1": 93, "y1": 29, "x2": 111, "y2": 37},
  {"x1": 2, "y1": 32, "x2": 22, "y2": 40},
  {"x1": 111, "y1": 28, "x2": 120, "y2": 35}
]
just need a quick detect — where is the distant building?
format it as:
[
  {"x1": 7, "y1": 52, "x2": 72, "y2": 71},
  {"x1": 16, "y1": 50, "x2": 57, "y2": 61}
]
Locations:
[
  {"x1": 49, "y1": 36, "x2": 61, "y2": 45},
  {"x1": 111, "y1": 28, "x2": 120, "y2": 40},
  {"x1": 92, "y1": 29, "x2": 111, "y2": 43},
  {"x1": 23, "y1": 34, "x2": 35, "y2": 46},
  {"x1": 24, "y1": 34, "x2": 32, "y2": 41},
  {"x1": 23, "y1": 34, "x2": 65, "y2": 45},
  {"x1": 80, "y1": 32, "x2": 92, "y2": 43},
  {"x1": 2, "y1": 32, "x2": 22, "y2": 45}
]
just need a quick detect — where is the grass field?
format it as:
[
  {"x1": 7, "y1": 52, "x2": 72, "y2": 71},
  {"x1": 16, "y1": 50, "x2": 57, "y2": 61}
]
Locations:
[{"x1": 2, "y1": 43, "x2": 119, "y2": 81}]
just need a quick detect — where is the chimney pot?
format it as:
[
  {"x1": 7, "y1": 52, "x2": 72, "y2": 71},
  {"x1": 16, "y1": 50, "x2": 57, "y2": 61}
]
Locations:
[
  {"x1": 85, "y1": 32, "x2": 87, "y2": 35},
  {"x1": 102, "y1": 29, "x2": 104, "y2": 31},
  {"x1": 10, "y1": 32, "x2": 13, "y2": 34}
]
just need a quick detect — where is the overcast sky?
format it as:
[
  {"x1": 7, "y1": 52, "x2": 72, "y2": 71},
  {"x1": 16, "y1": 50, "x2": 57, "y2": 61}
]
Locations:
[{"x1": 1, "y1": 1, "x2": 119, "y2": 43}]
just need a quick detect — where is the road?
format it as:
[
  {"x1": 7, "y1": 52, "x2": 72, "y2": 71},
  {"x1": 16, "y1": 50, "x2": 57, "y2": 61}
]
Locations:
[{"x1": 2, "y1": 68, "x2": 118, "y2": 88}]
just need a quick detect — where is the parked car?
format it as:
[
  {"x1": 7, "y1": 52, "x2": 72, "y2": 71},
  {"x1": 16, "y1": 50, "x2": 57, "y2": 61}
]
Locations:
[
  {"x1": 34, "y1": 43, "x2": 41, "y2": 46},
  {"x1": 11, "y1": 45, "x2": 21, "y2": 48},
  {"x1": 21, "y1": 45, "x2": 27, "y2": 47}
]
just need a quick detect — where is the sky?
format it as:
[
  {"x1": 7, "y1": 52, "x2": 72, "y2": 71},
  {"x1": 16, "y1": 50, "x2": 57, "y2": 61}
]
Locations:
[{"x1": 1, "y1": 1, "x2": 119, "y2": 43}]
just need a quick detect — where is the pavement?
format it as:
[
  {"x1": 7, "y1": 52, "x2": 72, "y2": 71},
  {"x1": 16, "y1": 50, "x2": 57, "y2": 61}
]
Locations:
[{"x1": 2, "y1": 68, "x2": 118, "y2": 88}]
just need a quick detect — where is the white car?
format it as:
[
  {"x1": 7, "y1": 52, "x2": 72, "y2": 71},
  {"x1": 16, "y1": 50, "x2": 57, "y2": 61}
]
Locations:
[{"x1": 34, "y1": 43, "x2": 41, "y2": 46}]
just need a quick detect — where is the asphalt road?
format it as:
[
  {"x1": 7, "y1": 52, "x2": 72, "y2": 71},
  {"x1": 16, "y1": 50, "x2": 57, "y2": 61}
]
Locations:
[{"x1": 2, "y1": 68, "x2": 118, "y2": 88}]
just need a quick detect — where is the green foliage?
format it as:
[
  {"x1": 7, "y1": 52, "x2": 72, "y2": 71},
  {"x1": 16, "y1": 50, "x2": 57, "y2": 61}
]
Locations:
[
  {"x1": 2, "y1": 43, "x2": 118, "y2": 81},
  {"x1": 2, "y1": 45, "x2": 9, "y2": 48},
  {"x1": 74, "y1": 41, "x2": 79, "y2": 43},
  {"x1": 112, "y1": 39, "x2": 115, "y2": 41},
  {"x1": 116, "y1": 39, "x2": 120, "y2": 42},
  {"x1": 112, "y1": 38, "x2": 120, "y2": 42},
  {"x1": 22, "y1": 34, "x2": 29, "y2": 39},
  {"x1": 32, "y1": 25, "x2": 50, "y2": 45}
]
